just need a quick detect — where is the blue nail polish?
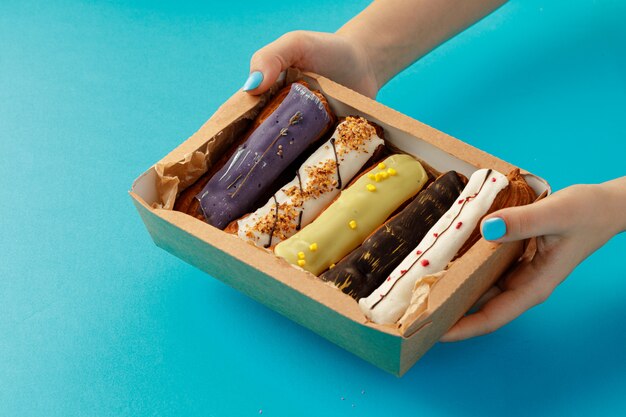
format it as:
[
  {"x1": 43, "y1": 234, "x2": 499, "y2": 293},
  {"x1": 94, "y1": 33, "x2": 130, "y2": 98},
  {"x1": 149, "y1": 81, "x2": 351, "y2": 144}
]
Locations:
[
  {"x1": 482, "y1": 217, "x2": 506, "y2": 241},
  {"x1": 242, "y1": 71, "x2": 263, "y2": 91}
]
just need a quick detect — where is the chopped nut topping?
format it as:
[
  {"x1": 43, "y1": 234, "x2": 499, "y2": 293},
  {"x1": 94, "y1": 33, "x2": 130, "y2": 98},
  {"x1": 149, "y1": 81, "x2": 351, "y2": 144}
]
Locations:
[
  {"x1": 247, "y1": 116, "x2": 377, "y2": 241},
  {"x1": 335, "y1": 116, "x2": 376, "y2": 157}
]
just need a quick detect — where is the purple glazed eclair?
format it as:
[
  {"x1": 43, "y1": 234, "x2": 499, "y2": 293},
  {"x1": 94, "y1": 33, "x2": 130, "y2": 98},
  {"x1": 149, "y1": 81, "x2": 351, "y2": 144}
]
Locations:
[{"x1": 196, "y1": 83, "x2": 334, "y2": 229}]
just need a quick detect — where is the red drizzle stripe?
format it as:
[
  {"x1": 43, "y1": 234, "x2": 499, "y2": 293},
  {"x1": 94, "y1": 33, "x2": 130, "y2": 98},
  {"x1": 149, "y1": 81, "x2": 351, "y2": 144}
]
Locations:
[{"x1": 369, "y1": 169, "x2": 494, "y2": 310}]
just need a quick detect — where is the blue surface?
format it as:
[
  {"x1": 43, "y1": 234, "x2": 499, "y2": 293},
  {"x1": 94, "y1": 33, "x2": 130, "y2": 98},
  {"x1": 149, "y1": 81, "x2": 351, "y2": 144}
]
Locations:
[{"x1": 1, "y1": 0, "x2": 625, "y2": 416}]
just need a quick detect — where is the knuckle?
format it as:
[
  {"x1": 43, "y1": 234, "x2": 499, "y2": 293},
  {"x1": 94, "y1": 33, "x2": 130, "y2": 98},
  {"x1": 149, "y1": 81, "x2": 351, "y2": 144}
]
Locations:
[
  {"x1": 281, "y1": 30, "x2": 310, "y2": 52},
  {"x1": 514, "y1": 212, "x2": 529, "y2": 236},
  {"x1": 477, "y1": 311, "x2": 499, "y2": 335},
  {"x1": 481, "y1": 319, "x2": 500, "y2": 336},
  {"x1": 507, "y1": 208, "x2": 531, "y2": 237},
  {"x1": 531, "y1": 283, "x2": 554, "y2": 305},
  {"x1": 533, "y1": 291, "x2": 550, "y2": 305},
  {"x1": 250, "y1": 49, "x2": 264, "y2": 65},
  {"x1": 283, "y1": 30, "x2": 307, "y2": 41}
]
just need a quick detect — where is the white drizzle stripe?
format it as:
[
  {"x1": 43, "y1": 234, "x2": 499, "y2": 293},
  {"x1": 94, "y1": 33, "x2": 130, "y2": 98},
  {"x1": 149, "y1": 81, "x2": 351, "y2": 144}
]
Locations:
[
  {"x1": 292, "y1": 83, "x2": 326, "y2": 111},
  {"x1": 237, "y1": 120, "x2": 384, "y2": 247},
  {"x1": 359, "y1": 169, "x2": 509, "y2": 325}
]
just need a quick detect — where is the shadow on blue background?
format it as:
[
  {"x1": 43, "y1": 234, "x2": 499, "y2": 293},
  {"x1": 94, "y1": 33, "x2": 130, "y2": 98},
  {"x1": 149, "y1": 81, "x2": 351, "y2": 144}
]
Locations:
[{"x1": 1, "y1": 0, "x2": 625, "y2": 416}]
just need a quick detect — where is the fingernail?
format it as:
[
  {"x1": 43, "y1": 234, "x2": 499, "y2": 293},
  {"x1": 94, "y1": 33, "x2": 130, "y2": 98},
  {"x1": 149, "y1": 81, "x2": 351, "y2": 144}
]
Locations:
[
  {"x1": 482, "y1": 217, "x2": 506, "y2": 241},
  {"x1": 242, "y1": 71, "x2": 263, "y2": 91}
]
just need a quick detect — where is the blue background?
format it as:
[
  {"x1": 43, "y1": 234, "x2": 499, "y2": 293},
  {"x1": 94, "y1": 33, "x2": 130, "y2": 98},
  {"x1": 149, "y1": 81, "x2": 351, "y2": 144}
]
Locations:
[{"x1": 1, "y1": 0, "x2": 625, "y2": 415}]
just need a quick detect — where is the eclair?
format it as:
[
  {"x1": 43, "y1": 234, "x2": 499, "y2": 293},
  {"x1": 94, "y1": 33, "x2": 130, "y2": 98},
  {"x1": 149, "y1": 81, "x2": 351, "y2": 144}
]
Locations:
[
  {"x1": 195, "y1": 82, "x2": 334, "y2": 229},
  {"x1": 274, "y1": 154, "x2": 429, "y2": 276},
  {"x1": 359, "y1": 168, "x2": 536, "y2": 325},
  {"x1": 229, "y1": 116, "x2": 385, "y2": 248},
  {"x1": 320, "y1": 171, "x2": 467, "y2": 300}
]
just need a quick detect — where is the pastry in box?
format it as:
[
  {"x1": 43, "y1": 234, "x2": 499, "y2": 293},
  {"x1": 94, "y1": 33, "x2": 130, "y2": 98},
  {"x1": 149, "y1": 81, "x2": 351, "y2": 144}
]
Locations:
[{"x1": 130, "y1": 70, "x2": 549, "y2": 375}]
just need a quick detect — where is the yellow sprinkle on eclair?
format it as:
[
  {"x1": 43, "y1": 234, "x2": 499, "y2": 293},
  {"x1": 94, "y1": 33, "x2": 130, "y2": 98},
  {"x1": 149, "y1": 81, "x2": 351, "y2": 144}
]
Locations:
[
  {"x1": 368, "y1": 173, "x2": 376, "y2": 180},
  {"x1": 377, "y1": 162, "x2": 386, "y2": 170},
  {"x1": 374, "y1": 173, "x2": 382, "y2": 182},
  {"x1": 349, "y1": 220, "x2": 357, "y2": 229},
  {"x1": 366, "y1": 184, "x2": 376, "y2": 192},
  {"x1": 380, "y1": 171, "x2": 389, "y2": 179},
  {"x1": 309, "y1": 243, "x2": 318, "y2": 251},
  {"x1": 387, "y1": 168, "x2": 397, "y2": 176},
  {"x1": 298, "y1": 251, "x2": 306, "y2": 260},
  {"x1": 297, "y1": 259, "x2": 306, "y2": 267},
  {"x1": 329, "y1": 263, "x2": 336, "y2": 269}
]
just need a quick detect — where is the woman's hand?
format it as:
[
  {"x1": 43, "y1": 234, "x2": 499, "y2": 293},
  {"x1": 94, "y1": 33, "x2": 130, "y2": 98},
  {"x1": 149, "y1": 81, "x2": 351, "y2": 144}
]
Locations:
[
  {"x1": 441, "y1": 178, "x2": 626, "y2": 342},
  {"x1": 241, "y1": 0, "x2": 510, "y2": 98},
  {"x1": 242, "y1": 31, "x2": 379, "y2": 98}
]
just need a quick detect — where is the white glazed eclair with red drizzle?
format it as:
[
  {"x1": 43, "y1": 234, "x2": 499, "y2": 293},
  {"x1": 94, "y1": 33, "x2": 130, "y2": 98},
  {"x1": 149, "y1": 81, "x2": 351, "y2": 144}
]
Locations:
[
  {"x1": 236, "y1": 117, "x2": 384, "y2": 248},
  {"x1": 359, "y1": 168, "x2": 509, "y2": 325}
]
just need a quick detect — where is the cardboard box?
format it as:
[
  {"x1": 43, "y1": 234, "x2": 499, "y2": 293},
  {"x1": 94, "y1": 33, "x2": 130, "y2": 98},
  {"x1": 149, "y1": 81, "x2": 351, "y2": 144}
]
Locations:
[{"x1": 129, "y1": 70, "x2": 550, "y2": 376}]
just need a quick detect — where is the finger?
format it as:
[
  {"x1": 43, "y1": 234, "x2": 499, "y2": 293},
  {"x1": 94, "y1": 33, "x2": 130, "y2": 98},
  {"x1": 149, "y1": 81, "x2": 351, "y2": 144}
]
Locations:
[
  {"x1": 481, "y1": 195, "x2": 570, "y2": 243},
  {"x1": 440, "y1": 288, "x2": 538, "y2": 342},
  {"x1": 244, "y1": 31, "x2": 311, "y2": 95},
  {"x1": 440, "y1": 260, "x2": 555, "y2": 342},
  {"x1": 467, "y1": 285, "x2": 502, "y2": 314}
]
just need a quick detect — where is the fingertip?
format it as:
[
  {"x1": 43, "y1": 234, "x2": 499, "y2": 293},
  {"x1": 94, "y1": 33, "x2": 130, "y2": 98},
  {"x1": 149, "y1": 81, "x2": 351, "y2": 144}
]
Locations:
[
  {"x1": 484, "y1": 198, "x2": 564, "y2": 242},
  {"x1": 481, "y1": 216, "x2": 507, "y2": 241},
  {"x1": 242, "y1": 65, "x2": 281, "y2": 95},
  {"x1": 440, "y1": 320, "x2": 472, "y2": 343},
  {"x1": 439, "y1": 329, "x2": 458, "y2": 343},
  {"x1": 245, "y1": 47, "x2": 287, "y2": 94},
  {"x1": 242, "y1": 71, "x2": 264, "y2": 93}
]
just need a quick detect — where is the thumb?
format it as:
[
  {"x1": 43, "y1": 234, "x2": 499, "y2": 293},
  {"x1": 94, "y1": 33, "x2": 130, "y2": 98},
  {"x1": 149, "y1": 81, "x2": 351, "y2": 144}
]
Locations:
[
  {"x1": 481, "y1": 196, "x2": 567, "y2": 242},
  {"x1": 243, "y1": 31, "x2": 312, "y2": 95}
]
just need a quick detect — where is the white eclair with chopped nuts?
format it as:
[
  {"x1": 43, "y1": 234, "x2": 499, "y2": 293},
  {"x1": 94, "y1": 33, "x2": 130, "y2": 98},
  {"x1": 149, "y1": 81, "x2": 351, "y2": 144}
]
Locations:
[{"x1": 232, "y1": 116, "x2": 385, "y2": 249}]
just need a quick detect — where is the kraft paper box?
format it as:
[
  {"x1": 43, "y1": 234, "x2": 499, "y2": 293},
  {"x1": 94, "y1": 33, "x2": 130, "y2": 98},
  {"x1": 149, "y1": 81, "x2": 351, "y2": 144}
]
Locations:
[{"x1": 130, "y1": 70, "x2": 550, "y2": 376}]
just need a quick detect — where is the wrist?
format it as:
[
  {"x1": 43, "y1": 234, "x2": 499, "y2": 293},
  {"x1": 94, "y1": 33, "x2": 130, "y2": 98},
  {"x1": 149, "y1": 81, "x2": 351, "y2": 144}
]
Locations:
[
  {"x1": 335, "y1": 25, "x2": 386, "y2": 92},
  {"x1": 599, "y1": 177, "x2": 626, "y2": 234}
]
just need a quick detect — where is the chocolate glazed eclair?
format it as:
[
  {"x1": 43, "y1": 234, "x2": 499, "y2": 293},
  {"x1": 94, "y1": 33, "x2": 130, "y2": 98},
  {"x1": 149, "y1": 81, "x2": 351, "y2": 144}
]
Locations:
[{"x1": 320, "y1": 171, "x2": 467, "y2": 300}]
